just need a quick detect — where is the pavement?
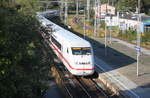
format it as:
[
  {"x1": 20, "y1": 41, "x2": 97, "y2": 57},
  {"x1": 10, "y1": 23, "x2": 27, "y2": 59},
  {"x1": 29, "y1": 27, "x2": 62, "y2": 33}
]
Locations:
[{"x1": 89, "y1": 37, "x2": 150, "y2": 98}]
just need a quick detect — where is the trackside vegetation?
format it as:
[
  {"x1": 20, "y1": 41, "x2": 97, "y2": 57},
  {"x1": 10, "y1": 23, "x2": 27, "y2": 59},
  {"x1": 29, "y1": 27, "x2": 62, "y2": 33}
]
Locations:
[{"x1": 0, "y1": 1, "x2": 54, "y2": 98}]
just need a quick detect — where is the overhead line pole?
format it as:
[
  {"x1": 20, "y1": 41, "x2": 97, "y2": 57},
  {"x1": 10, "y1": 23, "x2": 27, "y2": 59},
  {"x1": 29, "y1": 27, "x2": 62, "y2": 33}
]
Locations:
[
  {"x1": 105, "y1": 17, "x2": 107, "y2": 56},
  {"x1": 109, "y1": 0, "x2": 112, "y2": 44},
  {"x1": 97, "y1": 0, "x2": 100, "y2": 33},
  {"x1": 136, "y1": 0, "x2": 141, "y2": 77},
  {"x1": 87, "y1": 0, "x2": 90, "y2": 22},
  {"x1": 84, "y1": 8, "x2": 86, "y2": 39},
  {"x1": 64, "y1": 0, "x2": 68, "y2": 25},
  {"x1": 94, "y1": 0, "x2": 97, "y2": 36},
  {"x1": 60, "y1": 0, "x2": 64, "y2": 21},
  {"x1": 109, "y1": 15, "x2": 112, "y2": 44},
  {"x1": 105, "y1": 0, "x2": 108, "y2": 56},
  {"x1": 76, "y1": 0, "x2": 79, "y2": 16}
]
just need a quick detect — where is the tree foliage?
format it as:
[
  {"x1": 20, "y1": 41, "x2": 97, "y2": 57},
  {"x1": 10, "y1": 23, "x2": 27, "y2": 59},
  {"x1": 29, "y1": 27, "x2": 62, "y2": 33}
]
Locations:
[
  {"x1": 16, "y1": 0, "x2": 40, "y2": 10},
  {"x1": 141, "y1": 0, "x2": 150, "y2": 15},
  {"x1": 0, "y1": 2, "x2": 51, "y2": 98},
  {"x1": 117, "y1": 0, "x2": 137, "y2": 12},
  {"x1": 116, "y1": 0, "x2": 150, "y2": 15}
]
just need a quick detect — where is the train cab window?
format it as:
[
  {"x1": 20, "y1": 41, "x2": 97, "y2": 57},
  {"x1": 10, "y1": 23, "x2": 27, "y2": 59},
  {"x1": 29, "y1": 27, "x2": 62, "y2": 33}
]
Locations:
[
  {"x1": 71, "y1": 47, "x2": 91, "y2": 55},
  {"x1": 51, "y1": 36, "x2": 61, "y2": 50}
]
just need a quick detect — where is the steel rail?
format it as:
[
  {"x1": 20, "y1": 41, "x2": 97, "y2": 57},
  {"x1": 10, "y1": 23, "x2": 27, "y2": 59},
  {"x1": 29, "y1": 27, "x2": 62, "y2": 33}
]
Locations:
[
  {"x1": 63, "y1": 68, "x2": 92, "y2": 98},
  {"x1": 77, "y1": 77, "x2": 109, "y2": 98},
  {"x1": 74, "y1": 76, "x2": 92, "y2": 98},
  {"x1": 56, "y1": 65, "x2": 74, "y2": 98},
  {"x1": 91, "y1": 79, "x2": 109, "y2": 98}
]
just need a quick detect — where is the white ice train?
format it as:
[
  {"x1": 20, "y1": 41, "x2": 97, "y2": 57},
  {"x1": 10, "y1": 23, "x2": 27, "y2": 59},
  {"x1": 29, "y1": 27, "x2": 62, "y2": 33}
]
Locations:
[{"x1": 37, "y1": 12, "x2": 95, "y2": 76}]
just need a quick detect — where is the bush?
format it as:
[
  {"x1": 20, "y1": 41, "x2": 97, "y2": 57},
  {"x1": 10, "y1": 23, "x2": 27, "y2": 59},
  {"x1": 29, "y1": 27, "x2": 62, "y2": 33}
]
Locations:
[
  {"x1": 142, "y1": 31, "x2": 150, "y2": 43},
  {"x1": 0, "y1": 5, "x2": 51, "y2": 98},
  {"x1": 118, "y1": 30, "x2": 136, "y2": 41},
  {"x1": 100, "y1": 21, "x2": 106, "y2": 29}
]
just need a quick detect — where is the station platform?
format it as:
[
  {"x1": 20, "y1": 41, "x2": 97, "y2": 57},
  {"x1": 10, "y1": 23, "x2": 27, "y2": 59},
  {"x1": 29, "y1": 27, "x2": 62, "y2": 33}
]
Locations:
[{"x1": 90, "y1": 37, "x2": 150, "y2": 98}]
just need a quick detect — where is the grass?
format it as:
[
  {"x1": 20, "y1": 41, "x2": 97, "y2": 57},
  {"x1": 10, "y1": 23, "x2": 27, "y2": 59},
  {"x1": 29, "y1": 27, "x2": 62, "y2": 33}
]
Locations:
[
  {"x1": 68, "y1": 14, "x2": 119, "y2": 38},
  {"x1": 67, "y1": 14, "x2": 150, "y2": 49}
]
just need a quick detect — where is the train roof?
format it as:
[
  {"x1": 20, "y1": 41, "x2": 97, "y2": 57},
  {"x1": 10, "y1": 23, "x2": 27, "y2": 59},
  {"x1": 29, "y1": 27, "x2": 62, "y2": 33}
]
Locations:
[
  {"x1": 37, "y1": 14, "x2": 91, "y2": 47},
  {"x1": 37, "y1": 10, "x2": 59, "y2": 16},
  {"x1": 50, "y1": 21, "x2": 91, "y2": 47}
]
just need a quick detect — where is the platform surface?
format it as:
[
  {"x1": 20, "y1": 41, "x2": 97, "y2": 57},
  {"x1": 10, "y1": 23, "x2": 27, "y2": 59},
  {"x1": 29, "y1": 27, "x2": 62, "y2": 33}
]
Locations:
[{"x1": 90, "y1": 37, "x2": 150, "y2": 98}]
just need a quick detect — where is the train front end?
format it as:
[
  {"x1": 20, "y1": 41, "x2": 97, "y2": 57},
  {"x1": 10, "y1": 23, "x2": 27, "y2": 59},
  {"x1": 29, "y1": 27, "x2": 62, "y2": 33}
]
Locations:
[{"x1": 69, "y1": 47, "x2": 95, "y2": 76}]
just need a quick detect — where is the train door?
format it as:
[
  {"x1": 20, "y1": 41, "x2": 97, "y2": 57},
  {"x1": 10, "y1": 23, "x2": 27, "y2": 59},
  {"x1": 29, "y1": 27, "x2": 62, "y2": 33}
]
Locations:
[
  {"x1": 62, "y1": 45, "x2": 69, "y2": 70},
  {"x1": 63, "y1": 45, "x2": 70, "y2": 63},
  {"x1": 63, "y1": 45, "x2": 68, "y2": 58}
]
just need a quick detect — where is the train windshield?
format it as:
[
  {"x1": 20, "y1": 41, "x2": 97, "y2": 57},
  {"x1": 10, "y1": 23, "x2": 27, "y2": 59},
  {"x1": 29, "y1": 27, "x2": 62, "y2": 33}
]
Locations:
[{"x1": 71, "y1": 47, "x2": 91, "y2": 55}]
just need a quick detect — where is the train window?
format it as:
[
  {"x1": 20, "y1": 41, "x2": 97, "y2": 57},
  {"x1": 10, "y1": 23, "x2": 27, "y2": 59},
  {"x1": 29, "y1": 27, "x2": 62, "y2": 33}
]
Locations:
[
  {"x1": 82, "y1": 47, "x2": 91, "y2": 55},
  {"x1": 67, "y1": 48, "x2": 69, "y2": 53},
  {"x1": 51, "y1": 36, "x2": 61, "y2": 50},
  {"x1": 71, "y1": 47, "x2": 91, "y2": 55}
]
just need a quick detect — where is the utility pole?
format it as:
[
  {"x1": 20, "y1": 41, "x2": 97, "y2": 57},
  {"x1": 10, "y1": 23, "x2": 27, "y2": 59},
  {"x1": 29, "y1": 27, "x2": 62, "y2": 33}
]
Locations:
[
  {"x1": 45, "y1": 0, "x2": 48, "y2": 10},
  {"x1": 76, "y1": 0, "x2": 79, "y2": 16},
  {"x1": 97, "y1": 0, "x2": 100, "y2": 33},
  {"x1": 87, "y1": 0, "x2": 90, "y2": 21},
  {"x1": 105, "y1": 18, "x2": 107, "y2": 56},
  {"x1": 136, "y1": 0, "x2": 141, "y2": 77},
  {"x1": 112, "y1": 0, "x2": 114, "y2": 6},
  {"x1": 109, "y1": 0, "x2": 112, "y2": 44},
  {"x1": 60, "y1": 0, "x2": 64, "y2": 21},
  {"x1": 105, "y1": 0, "x2": 109, "y2": 56},
  {"x1": 108, "y1": 0, "x2": 110, "y2": 5},
  {"x1": 109, "y1": 15, "x2": 112, "y2": 44},
  {"x1": 94, "y1": 0, "x2": 97, "y2": 36},
  {"x1": 94, "y1": 0, "x2": 101, "y2": 36},
  {"x1": 84, "y1": 8, "x2": 86, "y2": 39},
  {"x1": 64, "y1": 0, "x2": 68, "y2": 25}
]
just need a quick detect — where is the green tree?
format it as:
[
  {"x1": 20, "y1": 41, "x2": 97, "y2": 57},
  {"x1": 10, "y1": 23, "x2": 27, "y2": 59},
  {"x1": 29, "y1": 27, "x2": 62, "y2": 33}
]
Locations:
[
  {"x1": 0, "y1": 3, "x2": 51, "y2": 98},
  {"x1": 117, "y1": 0, "x2": 137, "y2": 12},
  {"x1": 16, "y1": 0, "x2": 40, "y2": 11},
  {"x1": 141, "y1": 0, "x2": 150, "y2": 15}
]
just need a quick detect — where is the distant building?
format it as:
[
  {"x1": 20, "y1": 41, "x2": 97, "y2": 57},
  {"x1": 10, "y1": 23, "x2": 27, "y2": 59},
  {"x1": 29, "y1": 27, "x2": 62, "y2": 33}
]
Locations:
[
  {"x1": 94, "y1": 4, "x2": 116, "y2": 18},
  {"x1": 142, "y1": 17, "x2": 150, "y2": 32},
  {"x1": 105, "y1": 13, "x2": 150, "y2": 33}
]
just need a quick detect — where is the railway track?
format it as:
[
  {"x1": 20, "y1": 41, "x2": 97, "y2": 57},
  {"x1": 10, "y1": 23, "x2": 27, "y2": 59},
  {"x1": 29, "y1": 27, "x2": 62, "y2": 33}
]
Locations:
[
  {"x1": 75, "y1": 76, "x2": 109, "y2": 98},
  {"x1": 55, "y1": 62, "x2": 112, "y2": 98},
  {"x1": 57, "y1": 64, "x2": 93, "y2": 98}
]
